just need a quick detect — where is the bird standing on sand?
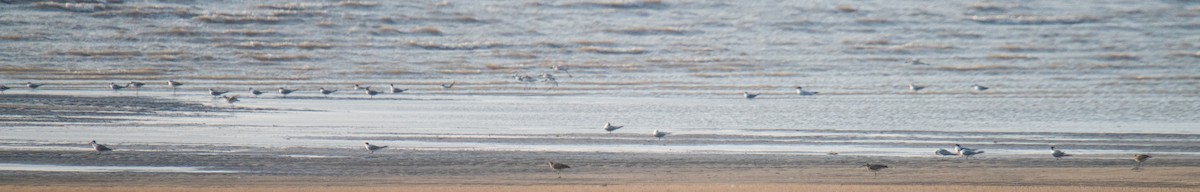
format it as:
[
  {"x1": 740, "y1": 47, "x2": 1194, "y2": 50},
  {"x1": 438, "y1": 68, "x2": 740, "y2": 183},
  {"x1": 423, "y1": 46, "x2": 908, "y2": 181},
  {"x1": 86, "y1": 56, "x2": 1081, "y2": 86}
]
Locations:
[
  {"x1": 353, "y1": 84, "x2": 370, "y2": 91},
  {"x1": 26, "y1": 82, "x2": 42, "y2": 91},
  {"x1": 862, "y1": 163, "x2": 889, "y2": 177},
  {"x1": 743, "y1": 92, "x2": 759, "y2": 99},
  {"x1": 220, "y1": 95, "x2": 240, "y2": 104},
  {"x1": 90, "y1": 140, "x2": 113, "y2": 154},
  {"x1": 167, "y1": 80, "x2": 183, "y2": 95},
  {"x1": 0, "y1": 85, "x2": 9, "y2": 94},
  {"x1": 109, "y1": 82, "x2": 126, "y2": 93},
  {"x1": 796, "y1": 86, "x2": 818, "y2": 96},
  {"x1": 441, "y1": 81, "x2": 456, "y2": 89},
  {"x1": 364, "y1": 142, "x2": 387, "y2": 154},
  {"x1": 958, "y1": 148, "x2": 984, "y2": 159},
  {"x1": 128, "y1": 81, "x2": 145, "y2": 95},
  {"x1": 278, "y1": 87, "x2": 296, "y2": 98},
  {"x1": 364, "y1": 88, "x2": 380, "y2": 98},
  {"x1": 1051, "y1": 146, "x2": 1071, "y2": 160},
  {"x1": 389, "y1": 84, "x2": 407, "y2": 94},
  {"x1": 909, "y1": 83, "x2": 925, "y2": 92},
  {"x1": 653, "y1": 129, "x2": 670, "y2": 139},
  {"x1": 249, "y1": 88, "x2": 263, "y2": 97},
  {"x1": 973, "y1": 84, "x2": 989, "y2": 91},
  {"x1": 604, "y1": 122, "x2": 624, "y2": 132},
  {"x1": 209, "y1": 88, "x2": 228, "y2": 97},
  {"x1": 319, "y1": 87, "x2": 337, "y2": 97},
  {"x1": 547, "y1": 161, "x2": 571, "y2": 178},
  {"x1": 1132, "y1": 154, "x2": 1152, "y2": 170},
  {"x1": 953, "y1": 144, "x2": 972, "y2": 152}
]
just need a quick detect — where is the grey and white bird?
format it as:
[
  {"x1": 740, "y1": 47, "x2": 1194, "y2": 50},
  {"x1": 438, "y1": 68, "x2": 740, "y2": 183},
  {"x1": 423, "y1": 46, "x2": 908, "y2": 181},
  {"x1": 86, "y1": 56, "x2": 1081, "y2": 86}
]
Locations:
[
  {"x1": 958, "y1": 148, "x2": 984, "y2": 159},
  {"x1": 364, "y1": 142, "x2": 387, "y2": 154},
  {"x1": 909, "y1": 83, "x2": 925, "y2": 92},
  {"x1": 653, "y1": 129, "x2": 670, "y2": 139},
  {"x1": 353, "y1": 84, "x2": 370, "y2": 91},
  {"x1": 603, "y1": 122, "x2": 624, "y2": 132},
  {"x1": 89, "y1": 140, "x2": 113, "y2": 154},
  {"x1": 249, "y1": 88, "x2": 263, "y2": 97},
  {"x1": 220, "y1": 95, "x2": 240, "y2": 104},
  {"x1": 364, "y1": 88, "x2": 380, "y2": 98},
  {"x1": 862, "y1": 163, "x2": 889, "y2": 177},
  {"x1": 389, "y1": 84, "x2": 407, "y2": 94},
  {"x1": 1132, "y1": 154, "x2": 1152, "y2": 170},
  {"x1": 973, "y1": 84, "x2": 989, "y2": 91},
  {"x1": 796, "y1": 86, "x2": 819, "y2": 96},
  {"x1": 278, "y1": 87, "x2": 296, "y2": 98},
  {"x1": 743, "y1": 92, "x2": 759, "y2": 99},
  {"x1": 935, "y1": 148, "x2": 957, "y2": 156},
  {"x1": 128, "y1": 81, "x2": 145, "y2": 95},
  {"x1": 209, "y1": 88, "x2": 229, "y2": 97},
  {"x1": 319, "y1": 87, "x2": 337, "y2": 96},
  {"x1": 0, "y1": 85, "x2": 9, "y2": 94},
  {"x1": 905, "y1": 58, "x2": 929, "y2": 65},
  {"x1": 953, "y1": 144, "x2": 973, "y2": 152},
  {"x1": 441, "y1": 81, "x2": 456, "y2": 89},
  {"x1": 26, "y1": 82, "x2": 42, "y2": 91},
  {"x1": 167, "y1": 80, "x2": 183, "y2": 94},
  {"x1": 109, "y1": 82, "x2": 126, "y2": 92},
  {"x1": 1051, "y1": 146, "x2": 1071, "y2": 160},
  {"x1": 551, "y1": 65, "x2": 573, "y2": 78},
  {"x1": 540, "y1": 73, "x2": 559, "y2": 87},
  {"x1": 547, "y1": 161, "x2": 571, "y2": 178}
]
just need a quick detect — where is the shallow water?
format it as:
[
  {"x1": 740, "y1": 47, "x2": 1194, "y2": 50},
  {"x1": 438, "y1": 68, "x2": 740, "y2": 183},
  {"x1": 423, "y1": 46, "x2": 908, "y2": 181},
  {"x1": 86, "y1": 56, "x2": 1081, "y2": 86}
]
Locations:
[
  {"x1": 1, "y1": 0, "x2": 1198, "y2": 158},
  {"x1": 0, "y1": 163, "x2": 236, "y2": 173}
]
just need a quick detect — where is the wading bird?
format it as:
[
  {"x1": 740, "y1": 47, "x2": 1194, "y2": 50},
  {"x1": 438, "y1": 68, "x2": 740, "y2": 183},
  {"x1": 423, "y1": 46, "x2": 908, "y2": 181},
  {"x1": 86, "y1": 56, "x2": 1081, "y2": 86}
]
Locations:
[
  {"x1": 167, "y1": 80, "x2": 183, "y2": 95},
  {"x1": 26, "y1": 82, "x2": 42, "y2": 91},
  {"x1": 249, "y1": 88, "x2": 263, "y2": 97},
  {"x1": 1051, "y1": 146, "x2": 1071, "y2": 160},
  {"x1": 364, "y1": 142, "x2": 387, "y2": 154},
  {"x1": 551, "y1": 65, "x2": 573, "y2": 77},
  {"x1": 128, "y1": 81, "x2": 145, "y2": 95},
  {"x1": 90, "y1": 140, "x2": 113, "y2": 154},
  {"x1": 209, "y1": 88, "x2": 228, "y2": 97},
  {"x1": 364, "y1": 88, "x2": 380, "y2": 98},
  {"x1": 110, "y1": 82, "x2": 127, "y2": 92},
  {"x1": 319, "y1": 87, "x2": 337, "y2": 97},
  {"x1": 862, "y1": 163, "x2": 889, "y2": 177},
  {"x1": 278, "y1": 87, "x2": 296, "y2": 98},
  {"x1": 1132, "y1": 154, "x2": 1152, "y2": 171},
  {"x1": 547, "y1": 161, "x2": 571, "y2": 178}
]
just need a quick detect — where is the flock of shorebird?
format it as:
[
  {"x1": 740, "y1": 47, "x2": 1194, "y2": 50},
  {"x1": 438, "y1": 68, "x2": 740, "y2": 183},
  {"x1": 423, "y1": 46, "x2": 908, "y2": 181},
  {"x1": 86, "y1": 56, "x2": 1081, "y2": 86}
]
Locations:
[{"x1": 4, "y1": 67, "x2": 1156, "y2": 177}]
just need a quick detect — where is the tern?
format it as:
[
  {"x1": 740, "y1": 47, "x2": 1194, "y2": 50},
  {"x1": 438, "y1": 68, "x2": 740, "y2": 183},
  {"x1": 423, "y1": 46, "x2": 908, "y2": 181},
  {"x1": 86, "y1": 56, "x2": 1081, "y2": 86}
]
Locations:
[
  {"x1": 90, "y1": 140, "x2": 113, "y2": 154},
  {"x1": 743, "y1": 92, "x2": 759, "y2": 99},
  {"x1": 26, "y1": 82, "x2": 42, "y2": 91},
  {"x1": 909, "y1": 83, "x2": 925, "y2": 92},
  {"x1": 389, "y1": 84, "x2": 407, "y2": 94},
  {"x1": 209, "y1": 88, "x2": 228, "y2": 97},
  {"x1": 319, "y1": 87, "x2": 337, "y2": 97},
  {"x1": 958, "y1": 148, "x2": 984, "y2": 159},
  {"x1": 973, "y1": 84, "x2": 989, "y2": 91},
  {"x1": 249, "y1": 88, "x2": 263, "y2": 97},
  {"x1": 220, "y1": 95, "x2": 240, "y2": 104},
  {"x1": 278, "y1": 87, "x2": 296, "y2": 98},
  {"x1": 603, "y1": 122, "x2": 624, "y2": 132},
  {"x1": 1051, "y1": 146, "x2": 1071, "y2": 160},
  {"x1": 353, "y1": 84, "x2": 370, "y2": 91},
  {"x1": 796, "y1": 86, "x2": 818, "y2": 96},
  {"x1": 128, "y1": 81, "x2": 145, "y2": 95},
  {"x1": 109, "y1": 82, "x2": 127, "y2": 92},
  {"x1": 365, "y1": 88, "x2": 380, "y2": 98},
  {"x1": 364, "y1": 142, "x2": 387, "y2": 154},
  {"x1": 653, "y1": 129, "x2": 670, "y2": 139}
]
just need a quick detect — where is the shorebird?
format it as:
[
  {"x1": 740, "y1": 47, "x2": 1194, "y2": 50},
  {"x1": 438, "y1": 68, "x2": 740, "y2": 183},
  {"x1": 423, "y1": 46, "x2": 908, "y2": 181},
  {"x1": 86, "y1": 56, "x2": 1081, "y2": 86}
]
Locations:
[
  {"x1": 109, "y1": 82, "x2": 126, "y2": 92},
  {"x1": 905, "y1": 58, "x2": 929, "y2": 65},
  {"x1": 603, "y1": 122, "x2": 624, "y2": 132},
  {"x1": 515, "y1": 74, "x2": 537, "y2": 88},
  {"x1": 958, "y1": 148, "x2": 984, "y2": 159},
  {"x1": 319, "y1": 87, "x2": 337, "y2": 97},
  {"x1": 653, "y1": 129, "x2": 670, "y2": 139},
  {"x1": 862, "y1": 163, "x2": 889, "y2": 177},
  {"x1": 26, "y1": 82, "x2": 42, "y2": 91},
  {"x1": 89, "y1": 140, "x2": 113, "y2": 154},
  {"x1": 249, "y1": 88, "x2": 263, "y2": 97},
  {"x1": 0, "y1": 85, "x2": 9, "y2": 94},
  {"x1": 389, "y1": 84, "x2": 407, "y2": 94},
  {"x1": 935, "y1": 148, "x2": 957, "y2": 156},
  {"x1": 540, "y1": 73, "x2": 559, "y2": 87},
  {"x1": 220, "y1": 95, "x2": 240, "y2": 104},
  {"x1": 353, "y1": 84, "x2": 370, "y2": 91},
  {"x1": 909, "y1": 83, "x2": 925, "y2": 92},
  {"x1": 167, "y1": 80, "x2": 183, "y2": 94},
  {"x1": 127, "y1": 81, "x2": 145, "y2": 95},
  {"x1": 1132, "y1": 154, "x2": 1152, "y2": 170},
  {"x1": 278, "y1": 87, "x2": 296, "y2": 98},
  {"x1": 551, "y1": 65, "x2": 573, "y2": 77},
  {"x1": 953, "y1": 144, "x2": 973, "y2": 152},
  {"x1": 743, "y1": 92, "x2": 759, "y2": 99},
  {"x1": 796, "y1": 86, "x2": 818, "y2": 96},
  {"x1": 364, "y1": 142, "x2": 387, "y2": 154},
  {"x1": 364, "y1": 88, "x2": 380, "y2": 98},
  {"x1": 441, "y1": 81, "x2": 456, "y2": 89},
  {"x1": 547, "y1": 161, "x2": 571, "y2": 178},
  {"x1": 973, "y1": 84, "x2": 989, "y2": 91},
  {"x1": 1051, "y1": 146, "x2": 1071, "y2": 160},
  {"x1": 208, "y1": 88, "x2": 228, "y2": 97}
]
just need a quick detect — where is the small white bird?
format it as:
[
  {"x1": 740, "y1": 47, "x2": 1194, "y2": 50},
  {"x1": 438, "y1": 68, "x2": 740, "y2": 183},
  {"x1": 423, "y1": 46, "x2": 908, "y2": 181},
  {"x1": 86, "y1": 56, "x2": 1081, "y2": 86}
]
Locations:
[
  {"x1": 90, "y1": 140, "x2": 113, "y2": 154},
  {"x1": 909, "y1": 83, "x2": 925, "y2": 92},
  {"x1": 278, "y1": 87, "x2": 296, "y2": 98},
  {"x1": 364, "y1": 142, "x2": 387, "y2": 154},
  {"x1": 209, "y1": 88, "x2": 228, "y2": 97},
  {"x1": 796, "y1": 86, "x2": 818, "y2": 96},
  {"x1": 319, "y1": 87, "x2": 337, "y2": 96},
  {"x1": 389, "y1": 84, "x2": 407, "y2": 94},
  {"x1": 653, "y1": 129, "x2": 670, "y2": 138},
  {"x1": 603, "y1": 122, "x2": 624, "y2": 132},
  {"x1": 973, "y1": 84, "x2": 989, "y2": 91},
  {"x1": 249, "y1": 88, "x2": 263, "y2": 97},
  {"x1": 743, "y1": 92, "x2": 759, "y2": 99},
  {"x1": 1051, "y1": 146, "x2": 1070, "y2": 160}
]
